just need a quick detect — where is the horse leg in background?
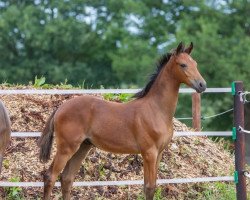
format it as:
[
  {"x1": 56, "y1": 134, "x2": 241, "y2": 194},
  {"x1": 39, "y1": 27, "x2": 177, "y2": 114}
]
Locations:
[
  {"x1": 43, "y1": 142, "x2": 82, "y2": 200},
  {"x1": 142, "y1": 150, "x2": 158, "y2": 200},
  {"x1": 156, "y1": 150, "x2": 164, "y2": 171},
  {"x1": 0, "y1": 101, "x2": 11, "y2": 174},
  {"x1": 0, "y1": 129, "x2": 10, "y2": 174},
  {"x1": 61, "y1": 141, "x2": 93, "y2": 200}
]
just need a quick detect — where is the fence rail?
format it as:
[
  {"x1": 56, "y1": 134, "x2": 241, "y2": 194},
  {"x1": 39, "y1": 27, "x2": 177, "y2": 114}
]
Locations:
[
  {"x1": 10, "y1": 131, "x2": 232, "y2": 137},
  {"x1": 0, "y1": 88, "x2": 231, "y2": 95},
  {"x1": 0, "y1": 176, "x2": 234, "y2": 187}
]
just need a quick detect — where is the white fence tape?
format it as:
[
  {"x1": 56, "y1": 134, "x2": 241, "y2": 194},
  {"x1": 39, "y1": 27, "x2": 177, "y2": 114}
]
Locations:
[
  {"x1": 11, "y1": 132, "x2": 41, "y2": 137},
  {"x1": 0, "y1": 88, "x2": 231, "y2": 95},
  {"x1": 11, "y1": 131, "x2": 232, "y2": 138},
  {"x1": 0, "y1": 176, "x2": 234, "y2": 187},
  {"x1": 174, "y1": 131, "x2": 232, "y2": 137}
]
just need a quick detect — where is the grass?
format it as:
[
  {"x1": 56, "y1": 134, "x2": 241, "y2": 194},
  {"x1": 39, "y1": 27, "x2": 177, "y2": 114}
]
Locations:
[
  {"x1": 4, "y1": 177, "x2": 24, "y2": 200},
  {"x1": 134, "y1": 182, "x2": 250, "y2": 200},
  {"x1": 0, "y1": 76, "x2": 75, "y2": 89},
  {"x1": 136, "y1": 188, "x2": 163, "y2": 200},
  {"x1": 197, "y1": 182, "x2": 236, "y2": 200},
  {"x1": 0, "y1": 77, "x2": 137, "y2": 92},
  {"x1": 136, "y1": 182, "x2": 250, "y2": 200},
  {"x1": 103, "y1": 93, "x2": 133, "y2": 102}
]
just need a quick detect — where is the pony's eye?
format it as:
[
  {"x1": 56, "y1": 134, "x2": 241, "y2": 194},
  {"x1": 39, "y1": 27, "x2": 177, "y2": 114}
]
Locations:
[{"x1": 180, "y1": 63, "x2": 187, "y2": 68}]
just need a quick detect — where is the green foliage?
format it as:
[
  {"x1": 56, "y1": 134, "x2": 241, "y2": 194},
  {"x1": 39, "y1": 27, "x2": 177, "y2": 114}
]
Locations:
[
  {"x1": 33, "y1": 76, "x2": 46, "y2": 88},
  {"x1": 4, "y1": 177, "x2": 24, "y2": 200},
  {"x1": 198, "y1": 182, "x2": 236, "y2": 200},
  {"x1": 154, "y1": 187, "x2": 163, "y2": 200},
  {"x1": 211, "y1": 136, "x2": 234, "y2": 153},
  {"x1": 136, "y1": 194, "x2": 145, "y2": 200},
  {"x1": 173, "y1": 1, "x2": 250, "y2": 130},
  {"x1": 110, "y1": 37, "x2": 157, "y2": 85},
  {"x1": 134, "y1": 182, "x2": 247, "y2": 200},
  {"x1": 32, "y1": 76, "x2": 74, "y2": 89},
  {"x1": 98, "y1": 163, "x2": 106, "y2": 180},
  {"x1": 0, "y1": 0, "x2": 250, "y2": 130},
  {"x1": 103, "y1": 93, "x2": 133, "y2": 102},
  {"x1": 135, "y1": 187, "x2": 163, "y2": 200},
  {"x1": 3, "y1": 159, "x2": 10, "y2": 169}
]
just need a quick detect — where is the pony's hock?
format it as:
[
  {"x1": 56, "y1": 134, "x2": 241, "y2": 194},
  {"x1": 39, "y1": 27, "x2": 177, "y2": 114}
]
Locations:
[{"x1": 38, "y1": 42, "x2": 206, "y2": 200}]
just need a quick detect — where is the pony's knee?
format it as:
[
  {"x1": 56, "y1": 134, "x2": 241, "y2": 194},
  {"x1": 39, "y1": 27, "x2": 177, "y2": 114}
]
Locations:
[
  {"x1": 60, "y1": 174, "x2": 74, "y2": 188},
  {"x1": 144, "y1": 183, "x2": 156, "y2": 192}
]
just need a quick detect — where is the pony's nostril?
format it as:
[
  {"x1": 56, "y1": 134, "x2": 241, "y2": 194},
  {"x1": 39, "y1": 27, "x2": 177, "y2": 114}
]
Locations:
[{"x1": 193, "y1": 80, "x2": 206, "y2": 92}]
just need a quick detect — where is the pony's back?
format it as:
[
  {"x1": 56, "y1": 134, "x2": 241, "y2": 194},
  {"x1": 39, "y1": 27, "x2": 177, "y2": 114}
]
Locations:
[{"x1": 0, "y1": 100, "x2": 11, "y2": 174}]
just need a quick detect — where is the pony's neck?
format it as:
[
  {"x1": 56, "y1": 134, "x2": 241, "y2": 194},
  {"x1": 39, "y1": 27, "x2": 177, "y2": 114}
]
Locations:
[{"x1": 146, "y1": 61, "x2": 180, "y2": 121}]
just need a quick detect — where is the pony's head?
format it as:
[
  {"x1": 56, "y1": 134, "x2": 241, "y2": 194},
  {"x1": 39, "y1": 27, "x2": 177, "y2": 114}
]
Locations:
[{"x1": 170, "y1": 42, "x2": 206, "y2": 93}]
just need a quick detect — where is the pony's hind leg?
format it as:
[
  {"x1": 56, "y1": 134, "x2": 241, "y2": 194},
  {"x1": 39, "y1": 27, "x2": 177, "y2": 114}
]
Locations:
[
  {"x1": 43, "y1": 142, "x2": 82, "y2": 200},
  {"x1": 61, "y1": 140, "x2": 93, "y2": 200}
]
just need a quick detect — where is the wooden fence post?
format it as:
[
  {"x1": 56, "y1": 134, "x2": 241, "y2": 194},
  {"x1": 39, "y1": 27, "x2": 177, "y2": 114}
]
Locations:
[
  {"x1": 192, "y1": 93, "x2": 201, "y2": 131},
  {"x1": 233, "y1": 81, "x2": 247, "y2": 200}
]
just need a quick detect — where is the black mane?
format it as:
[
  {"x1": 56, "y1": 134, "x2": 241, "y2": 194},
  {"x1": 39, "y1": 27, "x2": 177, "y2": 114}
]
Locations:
[{"x1": 134, "y1": 53, "x2": 172, "y2": 99}]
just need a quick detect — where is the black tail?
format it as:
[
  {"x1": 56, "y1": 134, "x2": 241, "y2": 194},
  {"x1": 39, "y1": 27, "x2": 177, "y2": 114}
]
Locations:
[{"x1": 38, "y1": 110, "x2": 56, "y2": 163}]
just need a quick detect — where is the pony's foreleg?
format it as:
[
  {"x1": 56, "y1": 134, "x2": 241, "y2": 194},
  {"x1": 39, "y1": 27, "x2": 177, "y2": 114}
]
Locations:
[
  {"x1": 0, "y1": 155, "x2": 3, "y2": 174},
  {"x1": 142, "y1": 150, "x2": 158, "y2": 200},
  {"x1": 43, "y1": 144, "x2": 80, "y2": 200},
  {"x1": 156, "y1": 150, "x2": 164, "y2": 171},
  {"x1": 61, "y1": 141, "x2": 93, "y2": 200},
  {"x1": 0, "y1": 131, "x2": 10, "y2": 174}
]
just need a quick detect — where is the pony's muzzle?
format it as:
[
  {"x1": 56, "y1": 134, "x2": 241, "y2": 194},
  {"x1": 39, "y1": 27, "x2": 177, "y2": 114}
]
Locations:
[{"x1": 191, "y1": 79, "x2": 207, "y2": 93}]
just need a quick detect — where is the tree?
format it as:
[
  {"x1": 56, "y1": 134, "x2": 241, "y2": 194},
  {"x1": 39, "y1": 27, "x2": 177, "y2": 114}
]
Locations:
[
  {"x1": 173, "y1": 0, "x2": 250, "y2": 130},
  {"x1": 0, "y1": 0, "x2": 250, "y2": 130}
]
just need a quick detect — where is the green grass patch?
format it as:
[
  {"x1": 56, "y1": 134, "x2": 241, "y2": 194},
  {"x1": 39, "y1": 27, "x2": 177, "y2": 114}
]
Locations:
[
  {"x1": 4, "y1": 177, "x2": 24, "y2": 200},
  {"x1": 197, "y1": 182, "x2": 236, "y2": 200}
]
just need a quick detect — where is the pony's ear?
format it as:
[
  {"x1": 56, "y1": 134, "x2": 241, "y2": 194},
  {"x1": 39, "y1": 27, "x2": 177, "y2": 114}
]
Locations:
[
  {"x1": 184, "y1": 42, "x2": 193, "y2": 54},
  {"x1": 176, "y1": 42, "x2": 184, "y2": 55}
]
